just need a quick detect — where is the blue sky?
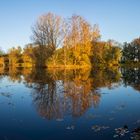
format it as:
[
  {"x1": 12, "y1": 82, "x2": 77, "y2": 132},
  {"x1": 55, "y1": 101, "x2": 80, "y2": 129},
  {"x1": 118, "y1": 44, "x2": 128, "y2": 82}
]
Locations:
[{"x1": 0, "y1": 0, "x2": 140, "y2": 51}]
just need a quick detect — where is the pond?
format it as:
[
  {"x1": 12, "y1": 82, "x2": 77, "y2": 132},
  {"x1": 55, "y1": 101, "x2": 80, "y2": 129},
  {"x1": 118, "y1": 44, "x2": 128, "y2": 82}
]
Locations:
[{"x1": 0, "y1": 67, "x2": 140, "y2": 140}]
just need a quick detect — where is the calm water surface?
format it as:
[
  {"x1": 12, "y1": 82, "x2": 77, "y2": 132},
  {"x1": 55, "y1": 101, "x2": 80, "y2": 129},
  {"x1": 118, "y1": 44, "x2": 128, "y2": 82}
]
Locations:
[{"x1": 0, "y1": 67, "x2": 140, "y2": 140}]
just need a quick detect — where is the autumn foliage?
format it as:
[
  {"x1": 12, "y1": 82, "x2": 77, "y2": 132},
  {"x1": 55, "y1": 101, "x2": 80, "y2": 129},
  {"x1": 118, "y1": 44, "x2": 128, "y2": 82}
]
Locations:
[{"x1": 0, "y1": 12, "x2": 122, "y2": 68}]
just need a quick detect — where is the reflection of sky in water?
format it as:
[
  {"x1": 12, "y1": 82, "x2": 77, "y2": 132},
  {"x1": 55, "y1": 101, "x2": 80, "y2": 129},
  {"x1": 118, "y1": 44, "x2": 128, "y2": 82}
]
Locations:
[{"x1": 0, "y1": 70, "x2": 140, "y2": 140}]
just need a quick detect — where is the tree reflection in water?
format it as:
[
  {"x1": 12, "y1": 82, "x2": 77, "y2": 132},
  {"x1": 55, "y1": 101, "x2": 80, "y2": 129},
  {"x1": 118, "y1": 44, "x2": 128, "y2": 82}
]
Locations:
[
  {"x1": 0, "y1": 67, "x2": 122, "y2": 120},
  {"x1": 121, "y1": 67, "x2": 140, "y2": 91}
]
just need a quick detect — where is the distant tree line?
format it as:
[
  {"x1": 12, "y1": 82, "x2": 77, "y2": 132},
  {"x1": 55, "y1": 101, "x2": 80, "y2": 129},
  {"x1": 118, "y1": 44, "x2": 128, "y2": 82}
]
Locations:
[{"x1": 2, "y1": 12, "x2": 136, "y2": 68}]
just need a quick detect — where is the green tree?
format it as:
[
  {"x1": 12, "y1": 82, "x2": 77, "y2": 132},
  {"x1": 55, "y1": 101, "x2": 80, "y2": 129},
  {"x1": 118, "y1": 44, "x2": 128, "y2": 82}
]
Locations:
[{"x1": 122, "y1": 37, "x2": 140, "y2": 63}]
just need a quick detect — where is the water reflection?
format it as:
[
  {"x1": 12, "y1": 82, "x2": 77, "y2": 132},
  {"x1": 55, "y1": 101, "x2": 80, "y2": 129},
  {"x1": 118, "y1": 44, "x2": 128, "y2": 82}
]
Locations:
[
  {"x1": 0, "y1": 67, "x2": 122, "y2": 120},
  {"x1": 121, "y1": 67, "x2": 140, "y2": 91},
  {"x1": 1, "y1": 67, "x2": 140, "y2": 139}
]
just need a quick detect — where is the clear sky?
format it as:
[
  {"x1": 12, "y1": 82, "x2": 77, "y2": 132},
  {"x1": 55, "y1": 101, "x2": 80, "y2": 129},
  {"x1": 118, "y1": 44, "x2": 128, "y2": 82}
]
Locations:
[{"x1": 0, "y1": 0, "x2": 140, "y2": 51}]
